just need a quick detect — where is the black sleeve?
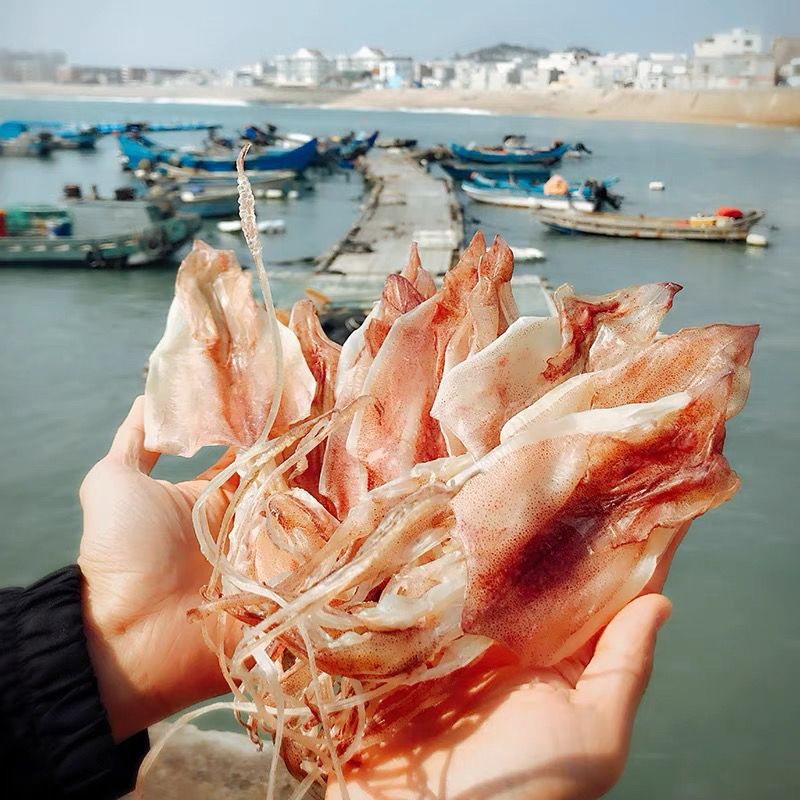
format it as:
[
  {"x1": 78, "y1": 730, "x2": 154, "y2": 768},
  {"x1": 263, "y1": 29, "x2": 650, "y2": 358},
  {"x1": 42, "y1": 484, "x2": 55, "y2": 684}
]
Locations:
[{"x1": 0, "y1": 565, "x2": 150, "y2": 799}]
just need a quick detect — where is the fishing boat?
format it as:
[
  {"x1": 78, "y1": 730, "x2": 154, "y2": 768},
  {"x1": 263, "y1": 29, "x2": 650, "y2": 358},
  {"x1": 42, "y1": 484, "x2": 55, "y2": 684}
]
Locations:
[
  {"x1": 308, "y1": 130, "x2": 380, "y2": 168},
  {"x1": 118, "y1": 133, "x2": 318, "y2": 173},
  {"x1": 338, "y1": 130, "x2": 379, "y2": 164},
  {"x1": 147, "y1": 177, "x2": 292, "y2": 218},
  {"x1": 152, "y1": 163, "x2": 297, "y2": 186},
  {"x1": 0, "y1": 199, "x2": 200, "y2": 267},
  {"x1": 462, "y1": 174, "x2": 621, "y2": 212},
  {"x1": 534, "y1": 207, "x2": 765, "y2": 241},
  {"x1": 437, "y1": 160, "x2": 551, "y2": 184},
  {"x1": 3, "y1": 120, "x2": 101, "y2": 150},
  {"x1": 95, "y1": 121, "x2": 219, "y2": 135},
  {"x1": 451, "y1": 140, "x2": 590, "y2": 166},
  {"x1": 0, "y1": 121, "x2": 53, "y2": 157},
  {"x1": 149, "y1": 182, "x2": 240, "y2": 218},
  {"x1": 51, "y1": 126, "x2": 100, "y2": 150}
]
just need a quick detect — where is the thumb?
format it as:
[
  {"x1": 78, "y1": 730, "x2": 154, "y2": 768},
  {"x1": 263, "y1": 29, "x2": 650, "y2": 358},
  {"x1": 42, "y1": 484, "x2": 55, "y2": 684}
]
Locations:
[
  {"x1": 107, "y1": 396, "x2": 160, "y2": 475},
  {"x1": 574, "y1": 594, "x2": 672, "y2": 734}
]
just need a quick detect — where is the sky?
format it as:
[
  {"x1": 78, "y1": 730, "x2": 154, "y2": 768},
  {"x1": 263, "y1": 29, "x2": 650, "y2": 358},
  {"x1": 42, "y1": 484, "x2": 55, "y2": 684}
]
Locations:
[{"x1": 3, "y1": 0, "x2": 799, "y2": 69}]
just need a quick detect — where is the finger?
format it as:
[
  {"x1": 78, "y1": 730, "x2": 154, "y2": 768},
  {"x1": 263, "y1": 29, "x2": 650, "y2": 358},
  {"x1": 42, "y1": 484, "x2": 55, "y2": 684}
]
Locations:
[
  {"x1": 574, "y1": 594, "x2": 672, "y2": 730},
  {"x1": 194, "y1": 447, "x2": 239, "y2": 489},
  {"x1": 643, "y1": 522, "x2": 691, "y2": 594},
  {"x1": 108, "y1": 396, "x2": 160, "y2": 474}
]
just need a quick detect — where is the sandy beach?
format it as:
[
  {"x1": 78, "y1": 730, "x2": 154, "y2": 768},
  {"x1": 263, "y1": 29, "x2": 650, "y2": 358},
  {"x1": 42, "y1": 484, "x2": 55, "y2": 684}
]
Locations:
[
  {"x1": 2, "y1": 81, "x2": 799, "y2": 127},
  {"x1": 329, "y1": 86, "x2": 800, "y2": 128}
]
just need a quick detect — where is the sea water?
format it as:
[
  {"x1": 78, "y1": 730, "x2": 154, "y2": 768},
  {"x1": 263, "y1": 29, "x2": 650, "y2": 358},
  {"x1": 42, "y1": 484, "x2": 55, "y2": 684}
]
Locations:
[{"x1": 0, "y1": 97, "x2": 798, "y2": 799}]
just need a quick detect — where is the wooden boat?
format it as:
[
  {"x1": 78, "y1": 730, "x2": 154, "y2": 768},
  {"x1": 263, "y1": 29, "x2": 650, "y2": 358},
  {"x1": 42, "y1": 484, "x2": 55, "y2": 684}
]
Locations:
[
  {"x1": 118, "y1": 133, "x2": 318, "y2": 173},
  {"x1": 451, "y1": 140, "x2": 589, "y2": 166},
  {"x1": 534, "y1": 207, "x2": 765, "y2": 241},
  {"x1": 461, "y1": 175, "x2": 620, "y2": 212},
  {"x1": 0, "y1": 200, "x2": 201, "y2": 267}
]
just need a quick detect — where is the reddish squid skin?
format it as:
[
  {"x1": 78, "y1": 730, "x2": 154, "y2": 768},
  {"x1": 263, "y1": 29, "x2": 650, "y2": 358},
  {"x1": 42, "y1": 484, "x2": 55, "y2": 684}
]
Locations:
[
  {"x1": 289, "y1": 299, "x2": 342, "y2": 505},
  {"x1": 319, "y1": 271, "x2": 427, "y2": 517},
  {"x1": 349, "y1": 234, "x2": 527, "y2": 494},
  {"x1": 524, "y1": 323, "x2": 759, "y2": 426},
  {"x1": 146, "y1": 240, "x2": 315, "y2": 455},
  {"x1": 432, "y1": 281, "x2": 682, "y2": 460},
  {"x1": 544, "y1": 282, "x2": 681, "y2": 382},
  {"x1": 452, "y1": 375, "x2": 742, "y2": 667}
]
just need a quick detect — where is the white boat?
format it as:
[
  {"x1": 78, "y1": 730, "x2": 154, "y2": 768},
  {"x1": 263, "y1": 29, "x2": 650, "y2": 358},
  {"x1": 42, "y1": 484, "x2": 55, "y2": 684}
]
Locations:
[
  {"x1": 461, "y1": 181, "x2": 597, "y2": 212},
  {"x1": 217, "y1": 219, "x2": 286, "y2": 234},
  {"x1": 510, "y1": 246, "x2": 546, "y2": 261}
]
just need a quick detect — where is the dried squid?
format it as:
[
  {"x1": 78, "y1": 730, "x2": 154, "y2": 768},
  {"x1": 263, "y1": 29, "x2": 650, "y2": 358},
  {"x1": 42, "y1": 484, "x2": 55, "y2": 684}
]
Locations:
[{"x1": 141, "y1": 159, "x2": 758, "y2": 798}]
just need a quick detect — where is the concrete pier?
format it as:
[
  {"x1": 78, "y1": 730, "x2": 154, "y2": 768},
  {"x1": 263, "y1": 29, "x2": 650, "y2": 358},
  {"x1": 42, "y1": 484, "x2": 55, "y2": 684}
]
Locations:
[{"x1": 317, "y1": 148, "x2": 463, "y2": 276}]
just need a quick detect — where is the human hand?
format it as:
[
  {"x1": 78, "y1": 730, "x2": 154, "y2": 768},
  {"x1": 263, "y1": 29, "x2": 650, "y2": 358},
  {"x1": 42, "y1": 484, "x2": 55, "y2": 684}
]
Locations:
[
  {"x1": 327, "y1": 546, "x2": 682, "y2": 800},
  {"x1": 78, "y1": 396, "x2": 237, "y2": 742}
]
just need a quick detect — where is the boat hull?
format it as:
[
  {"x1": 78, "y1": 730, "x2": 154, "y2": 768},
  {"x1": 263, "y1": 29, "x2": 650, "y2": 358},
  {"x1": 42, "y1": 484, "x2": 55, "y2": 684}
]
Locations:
[
  {"x1": 451, "y1": 142, "x2": 571, "y2": 165},
  {"x1": 0, "y1": 213, "x2": 201, "y2": 267},
  {"x1": 437, "y1": 160, "x2": 551, "y2": 183},
  {"x1": 156, "y1": 164, "x2": 296, "y2": 186},
  {"x1": 119, "y1": 134, "x2": 317, "y2": 173},
  {"x1": 462, "y1": 183, "x2": 595, "y2": 212},
  {"x1": 534, "y1": 209, "x2": 765, "y2": 241}
]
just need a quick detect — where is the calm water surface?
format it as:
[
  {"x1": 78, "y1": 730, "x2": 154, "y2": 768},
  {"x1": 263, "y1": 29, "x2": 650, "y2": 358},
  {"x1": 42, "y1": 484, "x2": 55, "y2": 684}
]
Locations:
[{"x1": 1, "y1": 98, "x2": 798, "y2": 799}]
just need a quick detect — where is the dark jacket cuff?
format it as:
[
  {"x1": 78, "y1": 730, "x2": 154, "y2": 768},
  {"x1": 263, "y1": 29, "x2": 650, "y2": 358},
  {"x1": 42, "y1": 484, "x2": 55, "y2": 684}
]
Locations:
[{"x1": 0, "y1": 565, "x2": 149, "y2": 799}]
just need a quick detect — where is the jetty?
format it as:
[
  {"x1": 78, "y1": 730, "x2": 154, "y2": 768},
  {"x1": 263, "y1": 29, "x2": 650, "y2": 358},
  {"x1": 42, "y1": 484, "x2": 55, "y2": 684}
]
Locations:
[{"x1": 317, "y1": 148, "x2": 462, "y2": 276}]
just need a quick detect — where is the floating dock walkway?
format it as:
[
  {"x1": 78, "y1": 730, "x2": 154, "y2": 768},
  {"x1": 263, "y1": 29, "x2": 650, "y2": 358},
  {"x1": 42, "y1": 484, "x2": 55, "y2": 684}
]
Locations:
[{"x1": 317, "y1": 149, "x2": 463, "y2": 276}]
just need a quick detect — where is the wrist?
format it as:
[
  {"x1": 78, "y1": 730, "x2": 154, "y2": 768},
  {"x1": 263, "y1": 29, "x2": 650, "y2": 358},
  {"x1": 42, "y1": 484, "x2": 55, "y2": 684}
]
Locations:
[{"x1": 81, "y1": 577, "x2": 162, "y2": 741}]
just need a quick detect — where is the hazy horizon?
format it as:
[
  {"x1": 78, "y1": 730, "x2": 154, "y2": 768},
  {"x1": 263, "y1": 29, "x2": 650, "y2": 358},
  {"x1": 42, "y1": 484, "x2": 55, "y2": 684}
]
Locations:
[{"x1": 3, "y1": 0, "x2": 799, "y2": 69}]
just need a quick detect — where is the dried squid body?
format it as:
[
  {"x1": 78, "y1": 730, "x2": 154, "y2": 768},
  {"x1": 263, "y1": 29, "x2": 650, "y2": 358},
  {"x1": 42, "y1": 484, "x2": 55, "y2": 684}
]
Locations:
[
  {"x1": 142, "y1": 204, "x2": 757, "y2": 792},
  {"x1": 144, "y1": 240, "x2": 314, "y2": 456}
]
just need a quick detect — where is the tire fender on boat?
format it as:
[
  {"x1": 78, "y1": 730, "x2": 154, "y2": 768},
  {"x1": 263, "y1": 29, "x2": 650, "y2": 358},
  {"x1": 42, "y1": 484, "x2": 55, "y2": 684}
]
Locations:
[
  {"x1": 86, "y1": 248, "x2": 106, "y2": 269},
  {"x1": 143, "y1": 229, "x2": 166, "y2": 257}
]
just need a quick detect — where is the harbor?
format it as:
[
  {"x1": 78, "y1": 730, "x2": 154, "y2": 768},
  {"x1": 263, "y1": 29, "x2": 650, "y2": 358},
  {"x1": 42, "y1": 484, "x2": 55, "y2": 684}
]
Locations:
[{"x1": 0, "y1": 95, "x2": 798, "y2": 800}]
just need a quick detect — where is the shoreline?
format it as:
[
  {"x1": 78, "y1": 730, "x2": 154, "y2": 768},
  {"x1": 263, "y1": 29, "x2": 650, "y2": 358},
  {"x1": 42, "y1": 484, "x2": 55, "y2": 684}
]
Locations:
[{"x1": 1, "y1": 82, "x2": 798, "y2": 128}]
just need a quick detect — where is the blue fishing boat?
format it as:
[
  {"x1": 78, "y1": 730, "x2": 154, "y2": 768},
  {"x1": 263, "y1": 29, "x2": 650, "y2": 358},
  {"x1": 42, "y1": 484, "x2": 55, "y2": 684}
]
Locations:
[
  {"x1": 2, "y1": 120, "x2": 100, "y2": 150},
  {"x1": 118, "y1": 133, "x2": 318, "y2": 173},
  {"x1": 53, "y1": 127, "x2": 100, "y2": 150},
  {"x1": 95, "y1": 121, "x2": 219, "y2": 135},
  {"x1": 437, "y1": 160, "x2": 551, "y2": 183},
  {"x1": 451, "y1": 140, "x2": 590, "y2": 166},
  {"x1": 462, "y1": 174, "x2": 621, "y2": 212},
  {"x1": 438, "y1": 160, "x2": 551, "y2": 183},
  {"x1": 309, "y1": 130, "x2": 380, "y2": 168},
  {"x1": 339, "y1": 130, "x2": 379, "y2": 162},
  {"x1": 0, "y1": 121, "x2": 53, "y2": 157}
]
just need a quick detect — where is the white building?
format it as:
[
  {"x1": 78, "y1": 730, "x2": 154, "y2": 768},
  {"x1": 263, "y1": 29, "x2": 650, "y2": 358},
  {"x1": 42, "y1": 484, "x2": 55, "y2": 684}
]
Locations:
[
  {"x1": 377, "y1": 57, "x2": 414, "y2": 87},
  {"x1": 537, "y1": 51, "x2": 580, "y2": 74},
  {"x1": 519, "y1": 64, "x2": 546, "y2": 89},
  {"x1": 453, "y1": 59, "x2": 519, "y2": 91},
  {"x1": 636, "y1": 53, "x2": 690, "y2": 90},
  {"x1": 694, "y1": 28, "x2": 762, "y2": 59},
  {"x1": 778, "y1": 57, "x2": 800, "y2": 87},
  {"x1": 336, "y1": 46, "x2": 386, "y2": 75},
  {"x1": 691, "y1": 29, "x2": 774, "y2": 89},
  {"x1": 274, "y1": 48, "x2": 331, "y2": 86},
  {"x1": 416, "y1": 60, "x2": 456, "y2": 88},
  {"x1": 593, "y1": 52, "x2": 639, "y2": 88}
]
